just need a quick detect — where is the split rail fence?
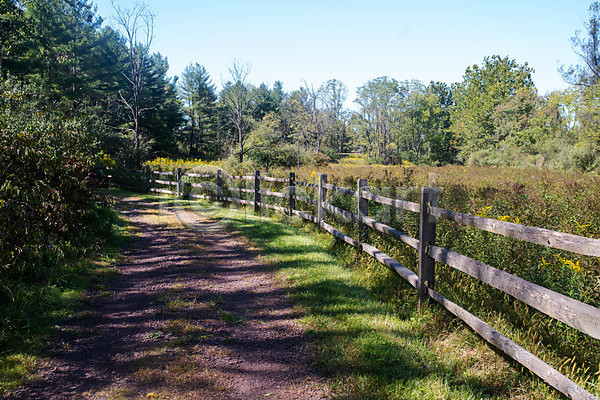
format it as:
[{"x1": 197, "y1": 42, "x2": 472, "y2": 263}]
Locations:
[{"x1": 102, "y1": 167, "x2": 600, "y2": 400}]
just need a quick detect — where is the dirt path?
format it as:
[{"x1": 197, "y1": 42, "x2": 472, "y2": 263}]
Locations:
[{"x1": 5, "y1": 196, "x2": 327, "y2": 400}]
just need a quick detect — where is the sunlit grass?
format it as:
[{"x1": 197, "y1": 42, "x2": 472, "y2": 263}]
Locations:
[{"x1": 177, "y1": 199, "x2": 563, "y2": 399}]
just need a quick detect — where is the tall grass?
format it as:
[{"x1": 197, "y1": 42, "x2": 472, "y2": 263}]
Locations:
[{"x1": 272, "y1": 164, "x2": 600, "y2": 396}]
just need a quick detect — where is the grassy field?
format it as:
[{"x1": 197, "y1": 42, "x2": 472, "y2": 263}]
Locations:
[
  {"x1": 178, "y1": 159, "x2": 599, "y2": 398},
  {"x1": 114, "y1": 158, "x2": 600, "y2": 397},
  {"x1": 6, "y1": 158, "x2": 600, "y2": 398},
  {"x1": 176, "y1": 197, "x2": 590, "y2": 399}
]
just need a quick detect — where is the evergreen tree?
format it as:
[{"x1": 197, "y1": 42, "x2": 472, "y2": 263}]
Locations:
[{"x1": 178, "y1": 63, "x2": 218, "y2": 158}]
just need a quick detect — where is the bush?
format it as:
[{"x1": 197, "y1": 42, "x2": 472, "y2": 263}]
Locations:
[
  {"x1": 247, "y1": 144, "x2": 300, "y2": 169},
  {"x1": 0, "y1": 79, "x2": 110, "y2": 284}
]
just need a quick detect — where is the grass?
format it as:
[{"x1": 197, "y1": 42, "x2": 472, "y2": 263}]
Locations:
[
  {"x1": 172, "y1": 198, "x2": 568, "y2": 399},
  {"x1": 0, "y1": 204, "x2": 131, "y2": 396}
]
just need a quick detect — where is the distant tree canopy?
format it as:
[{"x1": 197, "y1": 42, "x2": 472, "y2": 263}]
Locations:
[
  {"x1": 450, "y1": 55, "x2": 535, "y2": 161},
  {"x1": 1, "y1": 0, "x2": 600, "y2": 172}
]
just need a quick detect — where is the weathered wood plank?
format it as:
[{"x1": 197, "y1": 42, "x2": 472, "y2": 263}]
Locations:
[
  {"x1": 289, "y1": 172, "x2": 295, "y2": 217},
  {"x1": 361, "y1": 243, "x2": 419, "y2": 289},
  {"x1": 223, "y1": 187, "x2": 254, "y2": 193},
  {"x1": 428, "y1": 245, "x2": 600, "y2": 340},
  {"x1": 322, "y1": 182, "x2": 357, "y2": 196},
  {"x1": 321, "y1": 201, "x2": 359, "y2": 222},
  {"x1": 357, "y1": 178, "x2": 369, "y2": 244},
  {"x1": 187, "y1": 182, "x2": 219, "y2": 190},
  {"x1": 318, "y1": 174, "x2": 327, "y2": 226},
  {"x1": 292, "y1": 209, "x2": 317, "y2": 223},
  {"x1": 187, "y1": 193, "x2": 219, "y2": 201},
  {"x1": 427, "y1": 287, "x2": 598, "y2": 400},
  {"x1": 259, "y1": 175, "x2": 288, "y2": 182},
  {"x1": 258, "y1": 189, "x2": 288, "y2": 198},
  {"x1": 418, "y1": 187, "x2": 437, "y2": 311},
  {"x1": 183, "y1": 172, "x2": 216, "y2": 178},
  {"x1": 150, "y1": 179, "x2": 177, "y2": 186},
  {"x1": 361, "y1": 216, "x2": 419, "y2": 249},
  {"x1": 361, "y1": 191, "x2": 420, "y2": 213},
  {"x1": 295, "y1": 180, "x2": 318, "y2": 188},
  {"x1": 257, "y1": 201, "x2": 288, "y2": 213},
  {"x1": 295, "y1": 195, "x2": 317, "y2": 205},
  {"x1": 152, "y1": 170, "x2": 175, "y2": 176},
  {"x1": 150, "y1": 188, "x2": 177, "y2": 195},
  {"x1": 254, "y1": 171, "x2": 260, "y2": 214},
  {"x1": 430, "y1": 206, "x2": 600, "y2": 257},
  {"x1": 321, "y1": 221, "x2": 359, "y2": 247},
  {"x1": 221, "y1": 174, "x2": 249, "y2": 180},
  {"x1": 227, "y1": 197, "x2": 253, "y2": 206}
]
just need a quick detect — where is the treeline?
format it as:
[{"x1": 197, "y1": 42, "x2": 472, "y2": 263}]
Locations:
[{"x1": 3, "y1": 1, "x2": 600, "y2": 173}]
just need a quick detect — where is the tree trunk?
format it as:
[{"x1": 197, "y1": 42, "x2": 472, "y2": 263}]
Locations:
[{"x1": 189, "y1": 114, "x2": 195, "y2": 156}]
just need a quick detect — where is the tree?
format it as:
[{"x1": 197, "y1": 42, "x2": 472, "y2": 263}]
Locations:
[
  {"x1": 319, "y1": 79, "x2": 348, "y2": 155},
  {"x1": 560, "y1": 2, "x2": 600, "y2": 167},
  {"x1": 561, "y1": 2, "x2": 600, "y2": 87},
  {"x1": 220, "y1": 60, "x2": 253, "y2": 162},
  {"x1": 450, "y1": 55, "x2": 535, "y2": 161},
  {"x1": 251, "y1": 82, "x2": 282, "y2": 121},
  {"x1": 302, "y1": 81, "x2": 327, "y2": 153},
  {"x1": 112, "y1": 0, "x2": 155, "y2": 161},
  {"x1": 283, "y1": 89, "x2": 313, "y2": 166},
  {"x1": 138, "y1": 53, "x2": 183, "y2": 158},
  {"x1": 354, "y1": 76, "x2": 404, "y2": 163},
  {"x1": 0, "y1": 0, "x2": 26, "y2": 74},
  {"x1": 426, "y1": 81, "x2": 457, "y2": 165},
  {"x1": 178, "y1": 63, "x2": 217, "y2": 157}
]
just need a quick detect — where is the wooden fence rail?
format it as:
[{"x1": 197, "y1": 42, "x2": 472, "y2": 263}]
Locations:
[{"x1": 100, "y1": 167, "x2": 600, "y2": 400}]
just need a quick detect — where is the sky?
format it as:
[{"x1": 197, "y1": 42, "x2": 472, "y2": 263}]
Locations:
[{"x1": 92, "y1": 0, "x2": 593, "y2": 106}]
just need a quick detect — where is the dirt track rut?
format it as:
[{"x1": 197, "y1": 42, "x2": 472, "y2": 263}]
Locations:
[{"x1": 5, "y1": 196, "x2": 327, "y2": 400}]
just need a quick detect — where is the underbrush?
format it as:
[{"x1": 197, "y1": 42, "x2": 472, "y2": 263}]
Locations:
[
  {"x1": 0, "y1": 204, "x2": 128, "y2": 395},
  {"x1": 0, "y1": 80, "x2": 131, "y2": 394}
]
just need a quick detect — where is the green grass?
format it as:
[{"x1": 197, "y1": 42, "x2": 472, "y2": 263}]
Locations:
[
  {"x1": 0, "y1": 203, "x2": 130, "y2": 396},
  {"x1": 172, "y1": 198, "x2": 566, "y2": 399}
]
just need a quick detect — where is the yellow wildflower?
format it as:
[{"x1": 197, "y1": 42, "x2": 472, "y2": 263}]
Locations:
[{"x1": 476, "y1": 206, "x2": 492, "y2": 218}]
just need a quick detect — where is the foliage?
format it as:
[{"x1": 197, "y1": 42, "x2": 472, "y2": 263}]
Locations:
[
  {"x1": 561, "y1": 1, "x2": 600, "y2": 87},
  {"x1": 450, "y1": 55, "x2": 535, "y2": 161},
  {"x1": 143, "y1": 157, "x2": 222, "y2": 173},
  {"x1": 0, "y1": 80, "x2": 121, "y2": 394},
  {"x1": 275, "y1": 162, "x2": 600, "y2": 396},
  {"x1": 0, "y1": 80, "x2": 112, "y2": 282},
  {"x1": 178, "y1": 63, "x2": 218, "y2": 158}
]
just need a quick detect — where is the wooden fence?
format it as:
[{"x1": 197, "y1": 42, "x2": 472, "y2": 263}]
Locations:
[{"x1": 101, "y1": 167, "x2": 600, "y2": 400}]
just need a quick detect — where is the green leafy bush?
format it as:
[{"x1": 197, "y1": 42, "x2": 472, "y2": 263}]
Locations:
[{"x1": 0, "y1": 79, "x2": 111, "y2": 285}]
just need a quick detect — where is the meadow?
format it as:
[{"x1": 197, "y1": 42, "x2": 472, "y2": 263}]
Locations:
[
  {"x1": 279, "y1": 161, "x2": 600, "y2": 397},
  {"x1": 145, "y1": 155, "x2": 600, "y2": 396},
  {"x1": 99, "y1": 156, "x2": 600, "y2": 397}
]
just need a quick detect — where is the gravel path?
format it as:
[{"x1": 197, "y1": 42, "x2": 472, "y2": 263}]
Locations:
[{"x1": 5, "y1": 196, "x2": 327, "y2": 400}]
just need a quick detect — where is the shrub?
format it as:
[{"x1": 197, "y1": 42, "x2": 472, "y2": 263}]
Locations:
[{"x1": 0, "y1": 79, "x2": 109, "y2": 284}]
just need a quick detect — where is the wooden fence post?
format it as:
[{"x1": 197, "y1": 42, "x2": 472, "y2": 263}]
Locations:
[
  {"x1": 216, "y1": 169, "x2": 223, "y2": 202},
  {"x1": 317, "y1": 173, "x2": 327, "y2": 228},
  {"x1": 390, "y1": 185, "x2": 396, "y2": 226},
  {"x1": 254, "y1": 170, "x2": 260, "y2": 214},
  {"x1": 418, "y1": 186, "x2": 438, "y2": 311},
  {"x1": 357, "y1": 178, "x2": 368, "y2": 244},
  {"x1": 289, "y1": 171, "x2": 295, "y2": 216},
  {"x1": 145, "y1": 166, "x2": 150, "y2": 192},
  {"x1": 176, "y1": 168, "x2": 182, "y2": 197}
]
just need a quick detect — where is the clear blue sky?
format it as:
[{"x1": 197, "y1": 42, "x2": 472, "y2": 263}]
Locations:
[{"x1": 93, "y1": 0, "x2": 593, "y2": 104}]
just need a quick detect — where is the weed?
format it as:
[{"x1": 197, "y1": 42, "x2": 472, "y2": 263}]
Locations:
[{"x1": 218, "y1": 310, "x2": 244, "y2": 324}]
